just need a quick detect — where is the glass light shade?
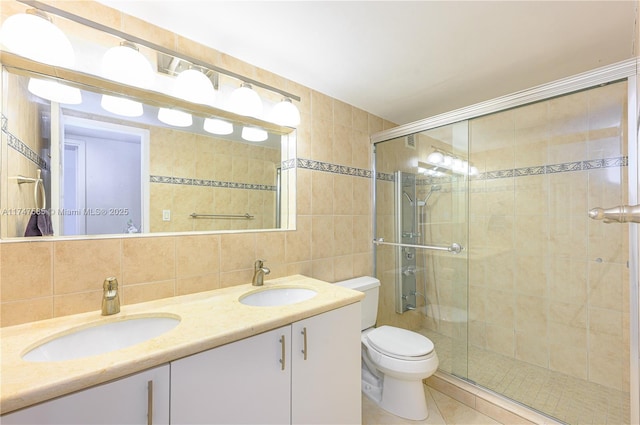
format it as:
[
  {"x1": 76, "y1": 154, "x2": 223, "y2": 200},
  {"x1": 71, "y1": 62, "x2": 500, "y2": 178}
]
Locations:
[
  {"x1": 241, "y1": 126, "x2": 268, "y2": 142},
  {"x1": 271, "y1": 98, "x2": 300, "y2": 126},
  {"x1": 427, "y1": 151, "x2": 444, "y2": 165},
  {"x1": 101, "y1": 43, "x2": 154, "y2": 88},
  {"x1": 158, "y1": 108, "x2": 192, "y2": 127},
  {"x1": 28, "y1": 78, "x2": 81, "y2": 104},
  {"x1": 204, "y1": 118, "x2": 233, "y2": 135},
  {"x1": 1, "y1": 11, "x2": 75, "y2": 67},
  {"x1": 101, "y1": 95, "x2": 143, "y2": 117},
  {"x1": 228, "y1": 83, "x2": 263, "y2": 118},
  {"x1": 174, "y1": 69, "x2": 216, "y2": 104},
  {"x1": 452, "y1": 158, "x2": 464, "y2": 172},
  {"x1": 442, "y1": 155, "x2": 453, "y2": 167}
]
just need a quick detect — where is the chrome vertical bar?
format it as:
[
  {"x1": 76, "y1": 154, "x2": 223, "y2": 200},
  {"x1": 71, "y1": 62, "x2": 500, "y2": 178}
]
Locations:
[
  {"x1": 301, "y1": 327, "x2": 308, "y2": 360},
  {"x1": 394, "y1": 171, "x2": 404, "y2": 314},
  {"x1": 147, "y1": 380, "x2": 153, "y2": 425},
  {"x1": 627, "y1": 73, "x2": 639, "y2": 425},
  {"x1": 279, "y1": 335, "x2": 286, "y2": 371}
]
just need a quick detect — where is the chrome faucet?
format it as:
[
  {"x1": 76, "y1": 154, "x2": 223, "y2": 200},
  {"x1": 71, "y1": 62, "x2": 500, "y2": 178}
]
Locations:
[
  {"x1": 101, "y1": 277, "x2": 120, "y2": 315},
  {"x1": 252, "y1": 259, "x2": 270, "y2": 286}
]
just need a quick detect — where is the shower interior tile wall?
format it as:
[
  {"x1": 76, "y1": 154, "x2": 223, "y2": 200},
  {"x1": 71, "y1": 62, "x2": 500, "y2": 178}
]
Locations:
[{"x1": 0, "y1": 0, "x2": 394, "y2": 327}]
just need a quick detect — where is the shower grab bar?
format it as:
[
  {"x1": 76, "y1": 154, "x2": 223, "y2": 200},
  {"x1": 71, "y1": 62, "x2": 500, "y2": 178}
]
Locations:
[
  {"x1": 190, "y1": 212, "x2": 254, "y2": 220},
  {"x1": 372, "y1": 238, "x2": 463, "y2": 254}
]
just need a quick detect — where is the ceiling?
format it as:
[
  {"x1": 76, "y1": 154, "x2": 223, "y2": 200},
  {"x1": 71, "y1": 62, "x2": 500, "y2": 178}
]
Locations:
[{"x1": 96, "y1": 1, "x2": 637, "y2": 126}]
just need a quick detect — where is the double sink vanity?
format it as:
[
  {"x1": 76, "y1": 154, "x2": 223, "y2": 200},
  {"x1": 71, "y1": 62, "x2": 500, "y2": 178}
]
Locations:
[{"x1": 0, "y1": 275, "x2": 364, "y2": 424}]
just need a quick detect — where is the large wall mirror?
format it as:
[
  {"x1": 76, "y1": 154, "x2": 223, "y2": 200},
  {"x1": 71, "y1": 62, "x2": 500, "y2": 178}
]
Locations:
[{"x1": 0, "y1": 2, "x2": 298, "y2": 239}]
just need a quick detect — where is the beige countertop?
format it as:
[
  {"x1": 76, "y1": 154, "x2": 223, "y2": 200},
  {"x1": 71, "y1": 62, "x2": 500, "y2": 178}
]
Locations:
[{"x1": 0, "y1": 275, "x2": 364, "y2": 415}]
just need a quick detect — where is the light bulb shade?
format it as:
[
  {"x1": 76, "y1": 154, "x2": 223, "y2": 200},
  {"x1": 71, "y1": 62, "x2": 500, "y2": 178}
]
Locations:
[
  {"x1": 158, "y1": 108, "x2": 192, "y2": 127},
  {"x1": 28, "y1": 78, "x2": 81, "y2": 104},
  {"x1": 1, "y1": 11, "x2": 75, "y2": 67},
  {"x1": 173, "y1": 69, "x2": 216, "y2": 104},
  {"x1": 271, "y1": 98, "x2": 300, "y2": 126},
  {"x1": 204, "y1": 118, "x2": 233, "y2": 135},
  {"x1": 228, "y1": 83, "x2": 263, "y2": 118},
  {"x1": 101, "y1": 95, "x2": 143, "y2": 117},
  {"x1": 241, "y1": 126, "x2": 268, "y2": 142},
  {"x1": 427, "y1": 151, "x2": 444, "y2": 165},
  {"x1": 101, "y1": 43, "x2": 154, "y2": 88}
]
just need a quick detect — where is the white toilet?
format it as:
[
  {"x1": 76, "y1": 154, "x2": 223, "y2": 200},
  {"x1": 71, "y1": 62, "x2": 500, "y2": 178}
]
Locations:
[{"x1": 335, "y1": 276, "x2": 438, "y2": 421}]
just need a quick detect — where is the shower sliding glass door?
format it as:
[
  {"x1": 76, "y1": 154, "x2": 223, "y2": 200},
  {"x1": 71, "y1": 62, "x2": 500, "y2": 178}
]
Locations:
[
  {"x1": 372, "y1": 63, "x2": 637, "y2": 425},
  {"x1": 466, "y1": 80, "x2": 630, "y2": 424},
  {"x1": 373, "y1": 121, "x2": 470, "y2": 380}
]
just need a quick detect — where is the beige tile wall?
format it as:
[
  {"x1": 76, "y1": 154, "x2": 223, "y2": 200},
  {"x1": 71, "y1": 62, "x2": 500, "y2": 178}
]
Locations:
[
  {"x1": 148, "y1": 126, "x2": 282, "y2": 232},
  {"x1": 0, "y1": 0, "x2": 395, "y2": 327}
]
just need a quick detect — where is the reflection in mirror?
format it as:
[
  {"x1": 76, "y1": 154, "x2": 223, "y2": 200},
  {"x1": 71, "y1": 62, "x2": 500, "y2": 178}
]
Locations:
[{"x1": 1, "y1": 68, "x2": 294, "y2": 238}]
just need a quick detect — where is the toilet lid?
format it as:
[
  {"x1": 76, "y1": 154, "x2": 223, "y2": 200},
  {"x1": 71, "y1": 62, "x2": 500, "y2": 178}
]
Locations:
[{"x1": 366, "y1": 326, "x2": 434, "y2": 359}]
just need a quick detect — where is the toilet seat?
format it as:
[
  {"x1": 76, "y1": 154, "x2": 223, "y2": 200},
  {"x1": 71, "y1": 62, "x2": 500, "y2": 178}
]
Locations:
[{"x1": 365, "y1": 326, "x2": 434, "y2": 361}]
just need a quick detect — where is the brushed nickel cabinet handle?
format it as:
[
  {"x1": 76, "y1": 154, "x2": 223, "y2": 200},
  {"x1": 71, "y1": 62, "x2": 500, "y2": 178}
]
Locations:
[
  {"x1": 301, "y1": 327, "x2": 308, "y2": 360},
  {"x1": 279, "y1": 335, "x2": 286, "y2": 371},
  {"x1": 147, "y1": 380, "x2": 153, "y2": 425}
]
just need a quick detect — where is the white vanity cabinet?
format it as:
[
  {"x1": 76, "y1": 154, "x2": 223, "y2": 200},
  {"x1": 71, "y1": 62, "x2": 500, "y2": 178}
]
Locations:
[
  {"x1": 1, "y1": 365, "x2": 170, "y2": 424},
  {"x1": 170, "y1": 303, "x2": 361, "y2": 425}
]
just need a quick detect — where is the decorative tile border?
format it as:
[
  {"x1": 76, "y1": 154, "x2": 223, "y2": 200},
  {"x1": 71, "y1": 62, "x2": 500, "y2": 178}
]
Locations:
[
  {"x1": 296, "y1": 158, "x2": 372, "y2": 178},
  {"x1": 476, "y1": 156, "x2": 628, "y2": 181},
  {"x1": 150, "y1": 175, "x2": 276, "y2": 191},
  {"x1": 2, "y1": 115, "x2": 49, "y2": 170},
  {"x1": 281, "y1": 158, "x2": 296, "y2": 170},
  {"x1": 376, "y1": 156, "x2": 628, "y2": 184}
]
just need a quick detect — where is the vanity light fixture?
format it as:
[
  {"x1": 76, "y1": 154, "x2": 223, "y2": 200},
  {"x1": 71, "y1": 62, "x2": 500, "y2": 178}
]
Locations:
[
  {"x1": 228, "y1": 83, "x2": 263, "y2": 118},
  {"x1": 3, "y1": 3, "x2": 301, "y2": 130},
  {"x1": 100, "y1": 41, "x2": 154, "y2": 117},
  {"x1": 158, "y1": 108, "x2": 193, "y2": 127},
  {"x1": 101, "y1": 95, "x2": 143, "y2": 117},
  {"x1": 241, "y1": 126, "x2": 268, "y2": 142},
  {"x1": 173, "y1": 68, "x2": 216, "y2": 105},
  {"x1": 1, "y1": 9, "x2": 75, "y2": 66},
  {"x1": 204, "y1": 118, "x2": 234, "y2": 135},
  {"x1": 423, "y1": 148, "x2": 478, "y2": 176},
  {"x1": 26, "y1": 78, "x2": 81, "y2": 104},
  {"x1": 158, "y1": 68, "x2": 217, "y2": 127},
  {"x1": 1, "y1": 9, "x2": 82, "y2": 104},
  {"x1": 271, "y1": 97, "x2": 301, "y2": 127}
]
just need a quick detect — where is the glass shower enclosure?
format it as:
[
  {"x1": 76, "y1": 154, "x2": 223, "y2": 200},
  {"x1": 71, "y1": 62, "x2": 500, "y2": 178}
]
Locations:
[{"x1": 372, "y1": 64, "x2": 638, "y2": 425}]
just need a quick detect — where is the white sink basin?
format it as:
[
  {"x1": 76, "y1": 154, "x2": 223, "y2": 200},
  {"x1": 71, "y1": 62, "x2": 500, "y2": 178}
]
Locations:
[
  {"x1": 240, "y1": 287, "x2": 317, "y2": 307},
  {"x1": 22, "y1": 315, "x2": 181, "y2": 362}
]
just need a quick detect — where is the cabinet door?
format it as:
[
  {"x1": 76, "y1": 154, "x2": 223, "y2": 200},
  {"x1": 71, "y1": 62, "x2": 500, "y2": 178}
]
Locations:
[
  {"x1": 291, "y1": 303, "x2": 362, "y2": 425},
  {"x1": 1, "y1": 365, "x2": 170, "y2": 425},
  {"x1": 171, "y1": 325, "x2": 291, "y2": 425}
]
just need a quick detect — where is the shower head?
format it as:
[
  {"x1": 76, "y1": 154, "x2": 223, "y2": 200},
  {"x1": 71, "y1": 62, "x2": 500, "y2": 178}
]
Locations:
[
  {"x1": 403, "y1": 191, "x2": 414, "y2": 205},
  {"x1": 421, "y1": 185, "x2": 442, "y2": 205}
]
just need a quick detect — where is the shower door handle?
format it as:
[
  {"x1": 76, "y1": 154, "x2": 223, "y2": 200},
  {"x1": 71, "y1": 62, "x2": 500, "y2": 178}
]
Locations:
[{"x1": 588, "y1": 205, "x2": 640, "y2": 223}]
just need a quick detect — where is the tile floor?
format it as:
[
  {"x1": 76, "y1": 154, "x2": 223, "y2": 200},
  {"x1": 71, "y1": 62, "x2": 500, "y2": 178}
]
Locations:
[
  {"x1": 424, "y1": 331, "x2": 630, "y2": 425},
  {"x1": 362, "y1": 385, "x2": 502, "y2": 425}
]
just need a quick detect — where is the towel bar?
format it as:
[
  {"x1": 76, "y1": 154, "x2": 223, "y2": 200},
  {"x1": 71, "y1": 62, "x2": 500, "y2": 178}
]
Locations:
[
  {"x1": 190, "y1": 212, "x2": 254, "y2": 220},
  {"x1": 12, "y1": 169, "x2": 46, "y2": 210}
]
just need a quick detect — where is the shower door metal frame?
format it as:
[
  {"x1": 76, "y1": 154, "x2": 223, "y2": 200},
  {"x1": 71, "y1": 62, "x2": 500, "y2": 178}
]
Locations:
[{"x1": 370, "y1": 57, "x2": 639, "y2": 424}]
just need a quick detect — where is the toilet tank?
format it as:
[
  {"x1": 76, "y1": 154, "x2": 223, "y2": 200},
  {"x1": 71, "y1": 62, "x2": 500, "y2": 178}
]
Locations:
[{"x1": 334, "y1": 276, "x2": 380, "y2": 331}]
